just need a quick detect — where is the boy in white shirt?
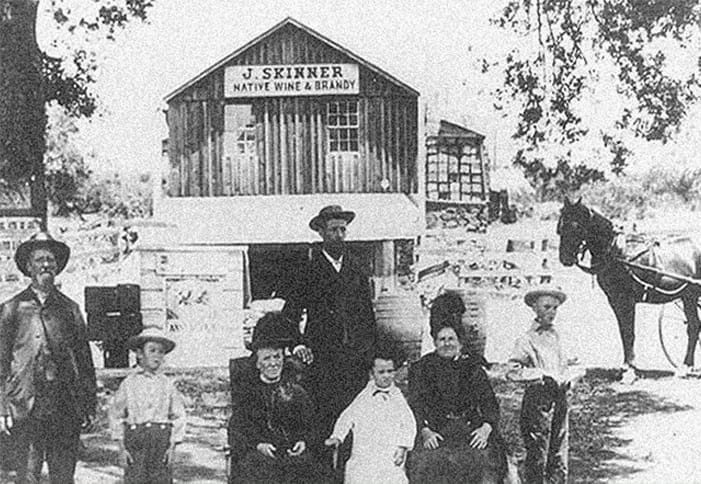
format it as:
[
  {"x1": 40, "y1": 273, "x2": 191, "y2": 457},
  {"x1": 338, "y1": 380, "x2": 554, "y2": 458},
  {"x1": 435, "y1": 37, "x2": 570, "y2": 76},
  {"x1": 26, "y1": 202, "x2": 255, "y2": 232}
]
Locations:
[
  {"x1": 325, "y1": 341, "x2": 416, "y2": 484},
  {"x1": 109, "y1": 327, "x2": 187, "y2": 484},
  {"x1": 508, "y1": 287, "x2": 584, "y2": 484}
]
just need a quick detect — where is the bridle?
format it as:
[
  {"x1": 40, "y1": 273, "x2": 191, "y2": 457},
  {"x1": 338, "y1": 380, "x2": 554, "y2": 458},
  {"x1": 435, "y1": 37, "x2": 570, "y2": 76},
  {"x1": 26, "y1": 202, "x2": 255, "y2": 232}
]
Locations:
[
  {"x1": 558, "y1": 205, "x2": 689, "y2": 300},
  {"x1": 557, "y1": 205, "x2": 610, "y2": 275}
]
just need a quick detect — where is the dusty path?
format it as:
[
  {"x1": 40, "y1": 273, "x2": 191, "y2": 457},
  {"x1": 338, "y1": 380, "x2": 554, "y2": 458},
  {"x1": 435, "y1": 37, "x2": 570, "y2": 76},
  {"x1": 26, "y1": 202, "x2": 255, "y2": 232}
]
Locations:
[{"x1": 596, "y1": 375, "x2": 701, "y2": 484}]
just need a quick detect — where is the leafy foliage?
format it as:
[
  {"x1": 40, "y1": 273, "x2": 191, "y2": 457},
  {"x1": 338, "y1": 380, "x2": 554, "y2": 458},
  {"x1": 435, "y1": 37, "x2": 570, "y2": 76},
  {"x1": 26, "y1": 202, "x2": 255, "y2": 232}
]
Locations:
[
  {"x1": 43, "y1": 0, "x2": 154, "y2": 117},
  {"x1": 44, "y1": 104, "x2": 91, "y2": 216},
  {"x1": 582, "y1": 167, "x2": 701, "y2": 219},
  {"x1": 0, "y1": 0, "x2": 154, "y2": 208},
  {"x1": 80, "y1": 171, "x2": 153, "y2": 219},
  {"x1": 489, "y1": 0, "x2": 701, "y2": 196}
]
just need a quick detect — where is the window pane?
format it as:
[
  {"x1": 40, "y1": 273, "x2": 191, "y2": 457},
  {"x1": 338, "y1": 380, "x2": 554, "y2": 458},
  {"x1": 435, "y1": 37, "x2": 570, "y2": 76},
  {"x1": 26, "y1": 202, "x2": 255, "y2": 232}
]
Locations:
[
  {"x1": 340, "y1": 128, "x2": 348, "y2": 140},
  {"x1": 328, "y1": 115, "x2": 338, "y2": 126},
  {"x1": 330, "y1": 140, "x2": 338, "y2": 151},
  {"x1": 350, "y1": 139, "x2": 358, "y2": 151},
  {"x1": 349, "y1": 114, "x2": 358, "y2": 126},
  {"x1": 349, "y1": 101, "x2": 358, "y2": 113},
  {"x1": 329, "y1": 103, "x2": 338, "y2": 114},
  {"x1": 340, "y1": 140, "x2": 348, "y2": 151},
  {"x1": 329, "y1": 130, "x2": 338, "y2": 141},
  {"x1": 339, "y1": 101, "x2": 347, "y2": 113}
]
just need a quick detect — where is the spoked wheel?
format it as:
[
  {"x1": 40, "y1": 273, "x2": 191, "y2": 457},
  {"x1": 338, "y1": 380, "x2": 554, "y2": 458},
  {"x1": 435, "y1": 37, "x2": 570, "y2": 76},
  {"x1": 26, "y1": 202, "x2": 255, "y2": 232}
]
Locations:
[{"x1": 658, "y1": 300, "x2": 701, "y2": 369}]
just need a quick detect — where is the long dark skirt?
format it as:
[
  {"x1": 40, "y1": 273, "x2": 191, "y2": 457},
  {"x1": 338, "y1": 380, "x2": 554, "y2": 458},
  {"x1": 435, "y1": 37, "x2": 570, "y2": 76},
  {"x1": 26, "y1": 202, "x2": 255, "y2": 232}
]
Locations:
[
  {"x1": 407, "y1": 419, "x2": 507, "y2": 484},
  {"x1": 233, "y1": 449, "x2": 333, "y2": 484}
]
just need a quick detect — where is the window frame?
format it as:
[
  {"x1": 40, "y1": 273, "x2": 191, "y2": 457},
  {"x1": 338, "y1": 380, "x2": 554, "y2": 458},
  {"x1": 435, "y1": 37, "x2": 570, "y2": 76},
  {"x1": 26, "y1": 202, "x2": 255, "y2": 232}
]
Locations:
[
  {"x1": 426, "y1": 140, "x2": 484, "y2": 201},
  {"x1": 327, "y1": 99, "x2": 359, "y2": 154}
]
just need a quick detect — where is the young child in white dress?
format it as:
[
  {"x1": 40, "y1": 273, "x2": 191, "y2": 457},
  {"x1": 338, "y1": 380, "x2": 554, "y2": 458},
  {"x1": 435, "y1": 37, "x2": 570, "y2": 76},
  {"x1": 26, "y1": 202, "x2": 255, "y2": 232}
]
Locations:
[{"x1": 325, "y1": 341, "x2": 416, "y2": 484}]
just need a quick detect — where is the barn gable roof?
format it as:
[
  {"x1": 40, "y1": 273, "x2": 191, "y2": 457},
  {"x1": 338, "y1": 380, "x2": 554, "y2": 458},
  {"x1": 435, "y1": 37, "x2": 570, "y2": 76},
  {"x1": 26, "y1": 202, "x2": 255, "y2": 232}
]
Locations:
[
  {"x1": 426, "y1": 119, "x2": 485, "y2": 141},
  {"x1": 164, "y1": 16, "x2": 419, "y2": 102}
]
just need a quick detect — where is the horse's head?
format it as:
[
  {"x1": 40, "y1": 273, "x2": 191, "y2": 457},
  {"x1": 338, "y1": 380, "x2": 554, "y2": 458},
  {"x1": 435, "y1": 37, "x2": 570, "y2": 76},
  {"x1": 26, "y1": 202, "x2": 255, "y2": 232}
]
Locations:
[{"x1": 557, "y1": 197, "x2": 591, "y2": 267}]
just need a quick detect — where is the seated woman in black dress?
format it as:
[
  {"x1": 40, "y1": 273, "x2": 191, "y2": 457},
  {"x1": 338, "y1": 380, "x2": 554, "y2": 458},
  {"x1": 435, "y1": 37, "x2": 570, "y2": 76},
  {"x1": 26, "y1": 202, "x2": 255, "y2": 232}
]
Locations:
[
  {"x1": 228, "y1": 313, "x2": 331, "y2": 484},
  {"x1": 407, "y1": 293, "x2": 507, "y2": 483}
]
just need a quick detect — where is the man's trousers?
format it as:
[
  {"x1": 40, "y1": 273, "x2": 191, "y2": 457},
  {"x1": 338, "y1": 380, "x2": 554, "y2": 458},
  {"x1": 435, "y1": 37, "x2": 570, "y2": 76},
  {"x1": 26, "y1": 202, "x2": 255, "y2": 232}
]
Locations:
[
  {"x1": 12, "y1": 416, "x2": 81, "y2": 484},
  {"x1": 520, "y1": 383, "x2": 569, "y2": 484}
]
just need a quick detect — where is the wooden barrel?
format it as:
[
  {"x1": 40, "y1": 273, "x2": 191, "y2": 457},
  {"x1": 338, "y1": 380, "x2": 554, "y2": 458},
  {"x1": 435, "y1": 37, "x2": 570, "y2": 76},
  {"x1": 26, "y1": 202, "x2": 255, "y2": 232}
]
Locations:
[
  {"x1": 373, "y1": 291, "x2": 426, "y2": 362},
  {"x1": 443, "y1": 288, "x2": 487, "y2": 358}
]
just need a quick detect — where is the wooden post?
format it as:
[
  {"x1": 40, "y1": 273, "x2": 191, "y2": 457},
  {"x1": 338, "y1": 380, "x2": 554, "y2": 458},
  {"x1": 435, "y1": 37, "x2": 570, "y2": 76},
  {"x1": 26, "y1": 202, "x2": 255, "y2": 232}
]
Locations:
[{"x1": 373, "y1": 240, "x2": 396, "y2": 297}]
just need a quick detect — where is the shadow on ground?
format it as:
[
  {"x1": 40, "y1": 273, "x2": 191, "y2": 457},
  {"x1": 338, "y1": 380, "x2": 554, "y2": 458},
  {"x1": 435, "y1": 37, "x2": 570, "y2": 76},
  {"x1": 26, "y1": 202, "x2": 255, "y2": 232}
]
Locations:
[
  {"x1": 0, "y1": 366, "x2": 692, "y2": 483},
  {"x1": 494, "y1": 367, "x2": 692, "y2": 484}
]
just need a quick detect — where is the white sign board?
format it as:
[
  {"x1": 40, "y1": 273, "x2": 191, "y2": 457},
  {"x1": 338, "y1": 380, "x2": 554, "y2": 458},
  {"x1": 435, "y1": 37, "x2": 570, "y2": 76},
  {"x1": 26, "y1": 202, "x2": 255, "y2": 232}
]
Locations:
[{"x1": 225, "y1": 63, "x2": 359, "y2": 98}]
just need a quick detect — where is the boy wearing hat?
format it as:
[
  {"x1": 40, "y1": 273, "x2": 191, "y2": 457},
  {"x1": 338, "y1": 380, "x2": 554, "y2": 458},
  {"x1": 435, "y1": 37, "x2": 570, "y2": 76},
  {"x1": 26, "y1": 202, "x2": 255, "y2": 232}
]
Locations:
[
  {"x1": 507, "y1": 287, "x2": 584, "y2": 484},
  {"x1": 109, "y1": 327, "x2": 186, "y2": 484}
]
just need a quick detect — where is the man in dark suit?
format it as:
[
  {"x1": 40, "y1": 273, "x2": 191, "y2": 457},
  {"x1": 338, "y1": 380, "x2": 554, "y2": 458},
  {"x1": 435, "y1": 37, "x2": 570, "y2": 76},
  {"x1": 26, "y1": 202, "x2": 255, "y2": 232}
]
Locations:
[
  {"x1": 0, "y1": 232, "x2": 97, "y2": 483},
  {"x1": 282, "y1": 205, "x2": 377, "y2": 441}
]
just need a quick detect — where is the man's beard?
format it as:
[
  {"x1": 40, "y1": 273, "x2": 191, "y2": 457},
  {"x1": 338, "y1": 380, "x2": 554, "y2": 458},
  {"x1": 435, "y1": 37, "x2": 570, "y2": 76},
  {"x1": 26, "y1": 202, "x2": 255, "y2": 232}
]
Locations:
[{"x1": 34, "y1": 271, "x2": 56, "y2": 289}]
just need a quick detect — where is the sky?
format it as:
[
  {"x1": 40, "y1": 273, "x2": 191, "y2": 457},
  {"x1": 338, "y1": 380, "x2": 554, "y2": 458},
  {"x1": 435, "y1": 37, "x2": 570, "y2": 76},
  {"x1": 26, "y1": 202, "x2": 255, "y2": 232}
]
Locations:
[
  {"x1": 33, "y1": 0, "x2": 701, "y2": 178},
  {"x1": 36, "y1": 0, "x2": 520, "y2": 175}
]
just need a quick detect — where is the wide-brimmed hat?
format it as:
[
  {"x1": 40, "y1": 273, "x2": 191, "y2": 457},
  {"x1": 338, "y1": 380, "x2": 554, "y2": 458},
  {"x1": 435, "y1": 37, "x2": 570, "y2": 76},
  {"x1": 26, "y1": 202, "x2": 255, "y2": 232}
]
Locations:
[
  {"x1": 127, "y1": 326, "x2": 176, "y2": 353},
  {"x1": 248, "y1": 312, "x2": 296, "y2": 351},
  {"x1": 524, "y1": 286, "x2": 567, "y2": 307},
  {"x1": 14, "y1": 232, "x2": 70, "y2": 277},
  {"x1": 308, "y1": 205, "x2": 355, "y2": 232}
]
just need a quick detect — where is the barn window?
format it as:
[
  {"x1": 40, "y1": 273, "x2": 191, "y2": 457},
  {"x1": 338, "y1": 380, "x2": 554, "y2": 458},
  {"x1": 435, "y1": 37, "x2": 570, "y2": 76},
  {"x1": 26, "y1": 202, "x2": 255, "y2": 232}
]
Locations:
[
  {"x1": 426, "y1": 141, "x2": 484, "y2": 201},
  {"x1": 327, "y1": 100, "x2": 359, "y2": 152}
]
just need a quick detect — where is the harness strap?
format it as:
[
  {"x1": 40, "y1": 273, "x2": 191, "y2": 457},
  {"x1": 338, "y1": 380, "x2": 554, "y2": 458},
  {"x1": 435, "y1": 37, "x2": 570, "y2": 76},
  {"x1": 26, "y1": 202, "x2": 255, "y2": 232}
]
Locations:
[{"x1": 624, "y1": 266, "x2": 689, "y2": 300}]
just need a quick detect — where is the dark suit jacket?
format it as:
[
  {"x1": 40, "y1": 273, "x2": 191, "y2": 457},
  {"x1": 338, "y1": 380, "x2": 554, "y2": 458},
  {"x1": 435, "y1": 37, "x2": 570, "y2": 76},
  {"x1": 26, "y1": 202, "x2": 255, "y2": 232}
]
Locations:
[
  {"x1": 0, "y1": 287, "x2": 97, "y2": 422},
  {"x1": 282, "y1": 246, "x2": 376, "y2": 358}
]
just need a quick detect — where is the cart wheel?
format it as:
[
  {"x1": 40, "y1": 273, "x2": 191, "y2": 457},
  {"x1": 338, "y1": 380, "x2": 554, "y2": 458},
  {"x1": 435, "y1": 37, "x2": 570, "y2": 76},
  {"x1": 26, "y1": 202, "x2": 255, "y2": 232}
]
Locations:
[{"x1": 658, "y1": 300, "x2": 701, "y2": 369}]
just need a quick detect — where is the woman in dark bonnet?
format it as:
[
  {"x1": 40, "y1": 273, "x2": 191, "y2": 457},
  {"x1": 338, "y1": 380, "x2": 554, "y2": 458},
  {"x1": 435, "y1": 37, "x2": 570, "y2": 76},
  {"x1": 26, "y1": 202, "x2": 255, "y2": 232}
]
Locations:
[
  {"x1": 227, "y1": 313, "x2": 331, "y2": 483},
  {"x1": 407, "y1": 292, "x2": 507, "y2": 483}
]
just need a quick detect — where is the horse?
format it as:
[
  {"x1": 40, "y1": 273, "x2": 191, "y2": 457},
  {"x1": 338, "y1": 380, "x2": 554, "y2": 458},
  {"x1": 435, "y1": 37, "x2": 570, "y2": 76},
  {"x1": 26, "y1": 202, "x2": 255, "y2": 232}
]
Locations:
[{"x1": 557, "y1": 197, "x2": 701, "y2": 382}]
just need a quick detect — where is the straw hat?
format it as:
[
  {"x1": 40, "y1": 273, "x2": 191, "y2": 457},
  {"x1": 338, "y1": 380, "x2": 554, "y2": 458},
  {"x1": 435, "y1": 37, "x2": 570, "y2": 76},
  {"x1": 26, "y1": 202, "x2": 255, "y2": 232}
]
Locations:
[
  {"x1": 524, "y1": 286, "x2": 567, "y2": 307},
  {"x1": 127, "y1": 326, "x2": 176, "y2": 353}
]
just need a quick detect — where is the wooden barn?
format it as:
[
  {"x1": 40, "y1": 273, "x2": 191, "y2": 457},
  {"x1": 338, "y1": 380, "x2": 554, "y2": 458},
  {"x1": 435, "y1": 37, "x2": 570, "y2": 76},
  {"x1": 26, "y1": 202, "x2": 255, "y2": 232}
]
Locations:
[
  {"x1": 423, "y1": 119, "x2": 489, "y2": 230},
  {"x1": 425, "y1": 119, "x2": 488, "y2": 204},
  {"x1": 141, "y1": 17, "x2": 424, "y2": 365}
]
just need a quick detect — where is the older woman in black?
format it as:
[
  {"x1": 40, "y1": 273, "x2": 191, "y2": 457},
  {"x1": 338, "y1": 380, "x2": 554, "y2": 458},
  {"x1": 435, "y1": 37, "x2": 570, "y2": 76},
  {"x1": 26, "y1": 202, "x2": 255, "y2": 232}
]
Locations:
[
  {"x1": 407, "y1": 293, "x2": 506, "y2": 484},
  {"x1": 227, "y1": 313, "x2": 331, "y2": 484}
]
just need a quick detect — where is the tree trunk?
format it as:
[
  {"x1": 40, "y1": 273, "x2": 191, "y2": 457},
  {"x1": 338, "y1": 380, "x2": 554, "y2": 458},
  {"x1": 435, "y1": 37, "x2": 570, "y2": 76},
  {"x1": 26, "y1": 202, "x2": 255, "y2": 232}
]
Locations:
[{"x1": 0, "y1": 0, "x2": 46, "y2": 228}]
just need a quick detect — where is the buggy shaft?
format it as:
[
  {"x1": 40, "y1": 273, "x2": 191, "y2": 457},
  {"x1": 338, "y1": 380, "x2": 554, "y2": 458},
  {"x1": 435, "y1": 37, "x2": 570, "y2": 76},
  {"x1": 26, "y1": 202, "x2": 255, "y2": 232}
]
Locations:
[{"x1": 618, "y1": 258, "x2": 701, "y2": 287}]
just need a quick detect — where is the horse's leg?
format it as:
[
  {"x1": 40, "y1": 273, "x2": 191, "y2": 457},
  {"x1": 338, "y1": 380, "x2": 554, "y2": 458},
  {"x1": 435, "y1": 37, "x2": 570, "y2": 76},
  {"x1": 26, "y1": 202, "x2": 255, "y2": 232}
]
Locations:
[
  {"x1": 607, "y1": 294, "x2": 637, "y2": 383},
  {"x1": 681, "y1": 294, "x2": 701, "y2": 374}
]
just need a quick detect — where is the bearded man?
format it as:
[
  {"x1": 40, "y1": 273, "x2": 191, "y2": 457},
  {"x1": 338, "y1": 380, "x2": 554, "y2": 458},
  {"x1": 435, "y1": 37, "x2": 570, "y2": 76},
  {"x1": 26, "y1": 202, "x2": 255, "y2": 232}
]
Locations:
[{"x1": 0, "y1": 232, "x2": 97, "y2": 483}]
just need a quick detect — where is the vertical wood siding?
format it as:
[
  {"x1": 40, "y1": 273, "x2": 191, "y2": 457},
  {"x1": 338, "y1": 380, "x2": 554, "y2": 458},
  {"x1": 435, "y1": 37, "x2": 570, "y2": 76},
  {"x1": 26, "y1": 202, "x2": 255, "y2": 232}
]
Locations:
[{"x1": 166, "y1": 24, "x2": 418, "y2": 197}]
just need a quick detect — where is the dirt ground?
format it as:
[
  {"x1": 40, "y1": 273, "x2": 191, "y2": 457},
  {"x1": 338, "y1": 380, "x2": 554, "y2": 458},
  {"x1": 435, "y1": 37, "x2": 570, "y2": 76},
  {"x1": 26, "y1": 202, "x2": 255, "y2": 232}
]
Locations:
[{"x1": 2, "y1": 367, "x2": 699, "y2": 483}]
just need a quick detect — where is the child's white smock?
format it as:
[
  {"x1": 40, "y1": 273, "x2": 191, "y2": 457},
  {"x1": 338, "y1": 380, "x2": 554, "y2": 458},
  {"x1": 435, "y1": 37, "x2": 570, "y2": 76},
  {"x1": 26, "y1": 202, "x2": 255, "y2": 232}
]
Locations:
[{"x1": 329, "y1": 381, "x2": 416, "y2": 484}]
